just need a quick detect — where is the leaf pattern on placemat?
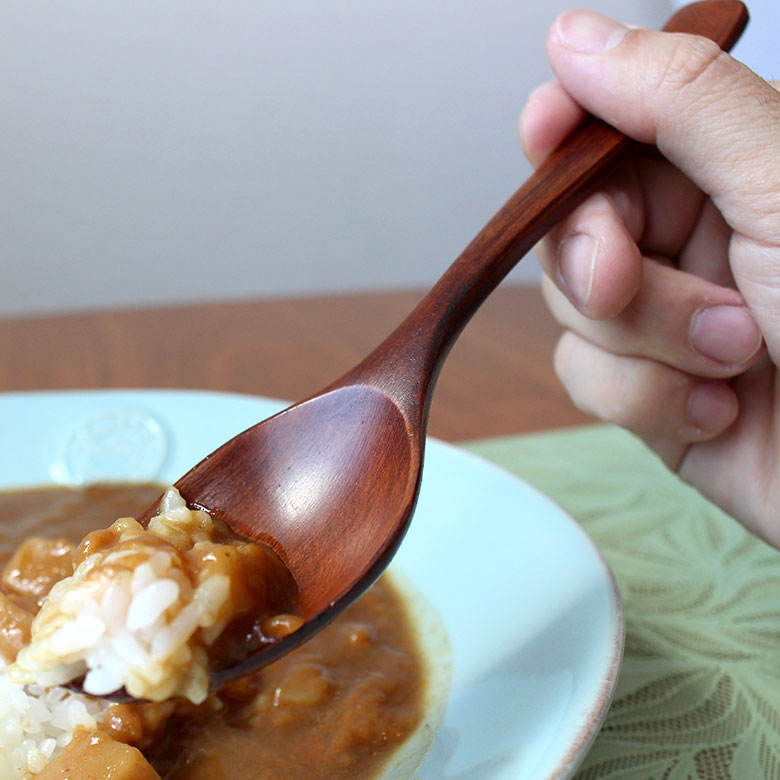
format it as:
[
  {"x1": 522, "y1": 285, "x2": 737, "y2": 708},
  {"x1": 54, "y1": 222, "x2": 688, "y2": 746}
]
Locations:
[{"x1": 465, "y1": 424, "x2": 780, "y2": 780}]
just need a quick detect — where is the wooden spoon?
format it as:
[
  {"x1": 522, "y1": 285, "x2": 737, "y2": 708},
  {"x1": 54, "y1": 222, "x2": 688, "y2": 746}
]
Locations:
[{"x1": 145, "y1": 1, "x2": 747, "y2": 691}]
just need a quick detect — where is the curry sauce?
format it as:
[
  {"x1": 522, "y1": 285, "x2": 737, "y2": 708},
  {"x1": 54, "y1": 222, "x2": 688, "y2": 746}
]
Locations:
[{"x1": 0, "y1": 484, "x2": 426, "y2": 780}]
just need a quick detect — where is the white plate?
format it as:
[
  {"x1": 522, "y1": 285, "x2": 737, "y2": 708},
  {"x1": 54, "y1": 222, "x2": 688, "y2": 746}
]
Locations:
[{"x1": 0, "y1": 389, "x2": 623, "y2": 780}]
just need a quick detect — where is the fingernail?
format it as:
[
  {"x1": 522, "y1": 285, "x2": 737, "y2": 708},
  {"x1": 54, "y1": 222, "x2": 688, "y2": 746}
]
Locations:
[
  {"x1": 555, "y1": 10, "x2": 628, "y2": 54},
  {"x1": 690, "y1": 305, "x2": 762, "y2": 365},
  {"x1": 559, "y1": 233, "x2": 598, "y2": 309},
  {"x1": 687, "y1": 382, "x2": 737, "y2": 433}
]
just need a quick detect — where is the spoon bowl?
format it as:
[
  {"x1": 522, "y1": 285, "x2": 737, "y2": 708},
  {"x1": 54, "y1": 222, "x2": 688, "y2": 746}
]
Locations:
[
  {"x1": 152, "y1": 385, "x2": 422, "y2": 686},
  {"x1": 127, "y1": 0, "x2": 746, "y2": 693}
]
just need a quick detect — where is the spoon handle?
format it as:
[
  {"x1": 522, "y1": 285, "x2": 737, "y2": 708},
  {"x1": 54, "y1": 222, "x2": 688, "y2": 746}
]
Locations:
[{"x1": 343, "y1": 0, "x2": 748, "y2": 418}]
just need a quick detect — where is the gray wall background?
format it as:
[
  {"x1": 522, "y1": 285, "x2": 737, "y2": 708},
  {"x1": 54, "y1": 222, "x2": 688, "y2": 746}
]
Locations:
[{"x1": 1, "y1": 0, "x2": 774, "y2": 316}]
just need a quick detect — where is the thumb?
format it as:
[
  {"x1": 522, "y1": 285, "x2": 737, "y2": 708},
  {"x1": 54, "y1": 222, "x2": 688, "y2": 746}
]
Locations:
[
  {"x1": 546, "y1": 10, "x2": 780, "y2": 247},
  {"x1": 546, "y1": 9, "x2": 780, "y2": 358}
]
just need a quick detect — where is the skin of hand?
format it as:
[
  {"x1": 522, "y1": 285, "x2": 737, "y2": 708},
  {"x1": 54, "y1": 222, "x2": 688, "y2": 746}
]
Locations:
[{"x1": 520, "y1": 10, "x2": 780, "y2": 547}]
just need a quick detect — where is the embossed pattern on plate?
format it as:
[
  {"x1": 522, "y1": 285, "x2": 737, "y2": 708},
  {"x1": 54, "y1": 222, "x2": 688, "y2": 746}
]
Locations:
[{"x1": 51, "y1": 408, "x2": 167, "y2": 484}]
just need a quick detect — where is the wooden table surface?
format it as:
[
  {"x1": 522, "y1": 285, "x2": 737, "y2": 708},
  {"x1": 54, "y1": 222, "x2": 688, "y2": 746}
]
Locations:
[{"x1": 0, "y1": 284, "x2": 592, "y2": 442}]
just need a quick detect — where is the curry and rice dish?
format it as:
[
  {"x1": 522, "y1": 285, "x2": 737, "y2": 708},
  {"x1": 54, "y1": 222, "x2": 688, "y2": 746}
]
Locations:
[{"x1": 0, "y1": 484, "x2": 427, "y2": 780}]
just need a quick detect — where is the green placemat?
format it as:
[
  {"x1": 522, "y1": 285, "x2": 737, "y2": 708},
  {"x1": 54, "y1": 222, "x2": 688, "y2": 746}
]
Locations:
[{"x1": 463, "y1": 424, "x2": 780, "y2": 780}]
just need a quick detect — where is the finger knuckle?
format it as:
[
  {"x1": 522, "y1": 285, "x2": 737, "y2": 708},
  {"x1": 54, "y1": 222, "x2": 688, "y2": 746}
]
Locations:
[
  {"x1": 597, "y1": 381, "x2": 646, "y2": 428},
  {"x1": 553, "y1": 334, "x2": 633, "y2": 423},
  {"x1": 655, "y1": 36, "x2": 727, "y2": 101},
  {"x1": 552, "y1": 331, "x2": 578, "y2": 381}
]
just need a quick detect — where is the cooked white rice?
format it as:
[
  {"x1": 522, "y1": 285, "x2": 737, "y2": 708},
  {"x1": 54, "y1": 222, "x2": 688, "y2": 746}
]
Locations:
[
  {"x1": 8, "y1": 487, "x2": 235, "y2": 705},
  {"x1": 0, "y1": 658, "x2": 104, "y2": 780}
]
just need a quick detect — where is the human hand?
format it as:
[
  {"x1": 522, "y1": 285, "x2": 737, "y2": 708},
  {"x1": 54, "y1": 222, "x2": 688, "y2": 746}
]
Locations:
[{"x1": 520, "y1": 9, "x2": 780, "y2": 545}]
